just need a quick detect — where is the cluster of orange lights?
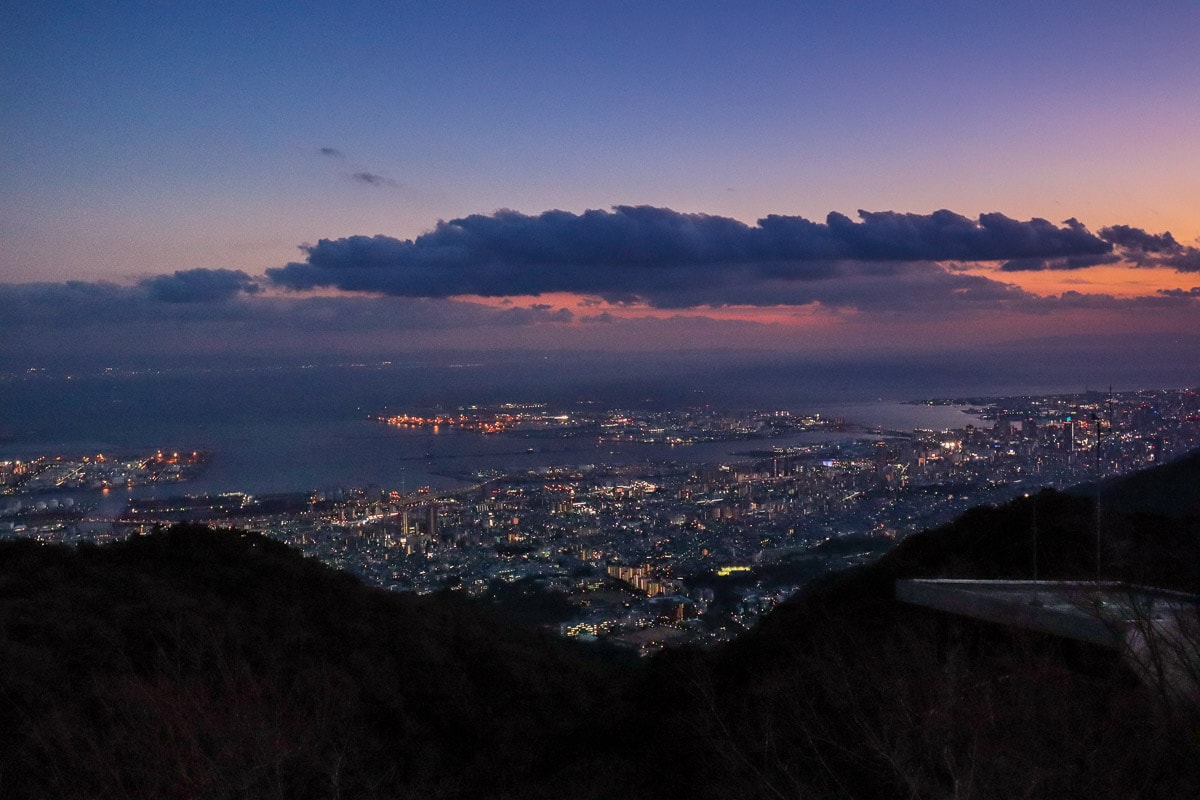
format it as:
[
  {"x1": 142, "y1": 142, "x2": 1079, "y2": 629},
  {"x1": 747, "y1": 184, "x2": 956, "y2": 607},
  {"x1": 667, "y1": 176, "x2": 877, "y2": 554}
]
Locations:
[
  {"x1": 147, "y1": 450, "x2": 205, "y2": 466},
  {"x1": 378, "y1": 413, "x2": 520, "y2": 434}
]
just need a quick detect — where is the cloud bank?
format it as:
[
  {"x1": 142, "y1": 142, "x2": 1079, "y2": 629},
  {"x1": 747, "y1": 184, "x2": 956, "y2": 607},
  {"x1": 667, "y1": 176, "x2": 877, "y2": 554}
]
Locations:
[
  {"x1": 141, "y1": 268, "x2": 261, "y2": 303},
  {"x1": 0, "y1": 273, "x2": 572, "y2": 333},
  {"x1": 269, "y1": 205, "x2": 1200, "y2": 310},
  {"x1": 267, "y1": 206, "x2": 1124, "y2": 307}
]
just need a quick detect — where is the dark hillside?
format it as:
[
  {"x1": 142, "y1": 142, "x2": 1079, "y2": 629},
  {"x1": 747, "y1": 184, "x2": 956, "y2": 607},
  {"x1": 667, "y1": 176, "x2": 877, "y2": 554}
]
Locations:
[
  {"x1": 1087, "y1": 448, "x2": 1200, "y2": 518},
  {"x1": 0, "y1": 525, "x2": 621, "y2": 799},
  {"x1": 618, "y1": 484, "x2": 1200, "y2": 799}
]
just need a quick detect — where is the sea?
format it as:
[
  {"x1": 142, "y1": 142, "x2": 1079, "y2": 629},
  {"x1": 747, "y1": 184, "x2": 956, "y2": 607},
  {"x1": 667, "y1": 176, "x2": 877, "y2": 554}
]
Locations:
[{"x1": 2, "y1": 352, "x2": 1192, "y2": 500}]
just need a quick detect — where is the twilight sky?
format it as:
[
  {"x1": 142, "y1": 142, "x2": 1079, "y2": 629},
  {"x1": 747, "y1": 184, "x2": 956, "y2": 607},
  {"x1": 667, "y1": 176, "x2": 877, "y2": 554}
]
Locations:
[{"x1": 3, "y1": 1, "x2": 1199, "y2": 368}]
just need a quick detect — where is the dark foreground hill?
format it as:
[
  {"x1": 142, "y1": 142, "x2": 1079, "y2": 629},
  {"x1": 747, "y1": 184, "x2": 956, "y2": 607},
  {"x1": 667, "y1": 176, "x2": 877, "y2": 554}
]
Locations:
[
  {"x1": 620, "y1": 466, "x2": 1200, "y2": 799},
  {"x1": 3, "y1": 456, "x2": 1200, "y2": 799},
  {"x1": 0, "y1": 526, "x2": 620, "y2": 799}
]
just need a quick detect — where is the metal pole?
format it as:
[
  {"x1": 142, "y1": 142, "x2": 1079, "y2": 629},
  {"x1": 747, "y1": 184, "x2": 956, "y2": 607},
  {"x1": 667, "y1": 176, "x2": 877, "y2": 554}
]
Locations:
[
  {"x1": 1092, "y1": 413, "x2": 1101, "y2": 582},
  {"x1": 1027, "y1": 492, "x2": 1041, "y2": 606},
  {"x1": 1032, "y1": 494, "x2": 1040, "y2": 605}
]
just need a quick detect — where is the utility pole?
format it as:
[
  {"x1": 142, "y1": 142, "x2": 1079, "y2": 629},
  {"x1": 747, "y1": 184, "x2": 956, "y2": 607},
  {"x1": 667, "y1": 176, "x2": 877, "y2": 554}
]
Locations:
[
  {"x1": 1092, "y1": 412, "x2": 1101, "y2": 582},
  {"x1": 1026, "y1": 492, "x2": 1041, "y2": 606}
]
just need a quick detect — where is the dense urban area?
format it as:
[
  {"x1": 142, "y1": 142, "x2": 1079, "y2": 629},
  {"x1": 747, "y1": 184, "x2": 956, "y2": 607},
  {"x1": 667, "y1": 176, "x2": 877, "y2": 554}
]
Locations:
[{"x1": 4, "y1": 387, "x2": 1198, "y2": 654}]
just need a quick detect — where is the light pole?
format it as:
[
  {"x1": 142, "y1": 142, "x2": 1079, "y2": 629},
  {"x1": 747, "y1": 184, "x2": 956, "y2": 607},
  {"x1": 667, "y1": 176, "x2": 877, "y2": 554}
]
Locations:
[
  {"x1": 1092, "y1": 412, "x2": 1101, "y2": 582},
  {"x1": 1026, "y1": 492, "x2": 1041, "y2": 606}
]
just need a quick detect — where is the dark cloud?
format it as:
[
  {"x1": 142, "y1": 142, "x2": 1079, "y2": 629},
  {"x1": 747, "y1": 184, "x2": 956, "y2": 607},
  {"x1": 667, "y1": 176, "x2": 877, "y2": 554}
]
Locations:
[
  {"x1": 998, "y1": 254, "x2": 1122, "y2": 272},
  {"x1": 493, "y1": 304, "x2": 574, "y2": 325},
  {"x1": 140, "y1": 269, "x2": 260, "y2": 303},
  {"x1": 351, "y1": 171, "x2": 397, "y2": 187},
  {"x1": 1100, "y1": 225, "x2": 1180, "y2": 253},
  {"x1": 1066, "y1": 254, "x2": 1123, "y2": 269},
  {"x1": 817, "y1": 210, "x2": 1107, "y2": 262},
  {"x1": 0, "y1": 280, "x2": 572, "y2": 334},
  {"x1": 317, "y1": 148, "x2": 400, "y2": 188},
  {"x1": 1005, "y1": 224, "x2": 1200, "y2": 273},
  {"x1": 0, "y1": 276, "x2": 275, "y2": 331},
  {"x1": 581, "y1": 311, "x2": 616, "y2": 324},
  {"x1": 1163, "y1": 250, "x2": 1200, "y2": 272},
  {"x1": 2, "y1": 273, "x2": 1197, "y2": 366},
  {"x1": 1098, "y1": 224, "x2": 1200, "y2": 272},
  {"x1": 0, "y1": 280, "x2": 259, "y2": 331},
  {"x1": 0, "y1": 281, "x2": 148, "y2": 327},
  {"x1": 0, "y1": 282, "x2": 579, "y2": 365},
  {"x1": 266, "y1": 206, "x2": 1114, "y2": 308},
  {"x1": 998, "y1": 257, "x2": 1048, "y2": 272}
]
